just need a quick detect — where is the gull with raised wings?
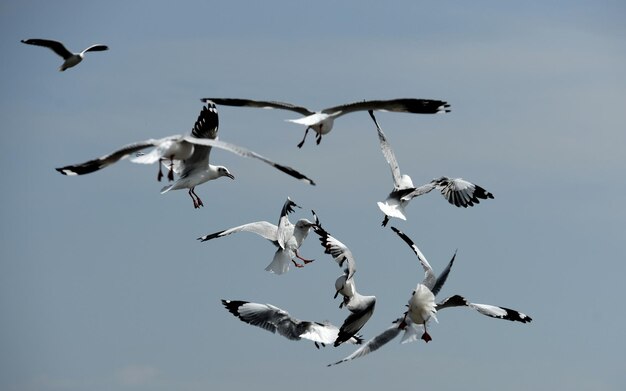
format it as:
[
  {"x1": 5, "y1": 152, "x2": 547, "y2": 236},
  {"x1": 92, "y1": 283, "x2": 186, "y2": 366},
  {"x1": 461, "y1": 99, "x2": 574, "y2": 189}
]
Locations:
[
  {"x1": 56, "y1": 103, "x2": 315, "y2": 208},
  {"x1": 198, "y1": 198, "x2": 316, "y2": 274},
  {"x1": 369, "y1": 110, "x2": 493, "y2": 226}
]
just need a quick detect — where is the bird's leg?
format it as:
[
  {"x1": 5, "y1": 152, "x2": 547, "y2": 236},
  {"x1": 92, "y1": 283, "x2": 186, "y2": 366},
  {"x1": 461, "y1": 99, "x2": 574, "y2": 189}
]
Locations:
[
  {"x1": 295, "y1": 250, "x2": 314, "y2": 264},
  {"x1": 291, "y1": 259, "x2": 304, "y2": 268},
  {"x1": 157, "y1": 158, "x2": 164, "y2": 182},
  {"x1": 316, "y1": 132, "x2": 322, "y2": 145},
  {"x1": 188, "y1": 189, "x2": 199, "y2": 209},
  {"x1": 381, "y1": 215, "x2": 390, "y2": 227},
  {"x1": 421, "y1": 323, "x2": 432, "y2": 343},
  {"x1": 191, "y1": 187, "x2": 203, "y2": 208},
  {"x1": 167, "y1": 154, "x2": 175, "y2": 181},
  {"x1": 297, "y1": 127, "x2": 311, "y2": 148}
]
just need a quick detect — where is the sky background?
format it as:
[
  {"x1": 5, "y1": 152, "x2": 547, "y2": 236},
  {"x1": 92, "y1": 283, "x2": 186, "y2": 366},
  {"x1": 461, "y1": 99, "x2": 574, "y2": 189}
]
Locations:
[{"x1": 1, "y1": 1, "x2": 625, "y2": 390}]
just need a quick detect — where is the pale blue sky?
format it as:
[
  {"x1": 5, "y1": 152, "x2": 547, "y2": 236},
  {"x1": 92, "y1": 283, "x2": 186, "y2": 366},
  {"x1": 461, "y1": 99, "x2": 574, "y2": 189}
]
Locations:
[{"x1": 1, "y1": 1, "x2": 625, "y2": 390}]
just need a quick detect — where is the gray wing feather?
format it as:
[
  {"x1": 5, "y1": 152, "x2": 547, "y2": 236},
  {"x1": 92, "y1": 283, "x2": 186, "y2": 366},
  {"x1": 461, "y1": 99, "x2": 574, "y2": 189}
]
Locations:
[
  {"x1": 369, "y1": 111, "x2": 403, "y2": 187},
  {"x1": 431, "y1": 250, "x2": 457, "y2": 297},
  {"x1": 183, "y1": 136, "x2": 316, "y2": 185},
  {"x1": 329, "y1": 321, "x2": 402, "y2": 366},
  {"x1": 323, "y1": 98, "x2": 450, "y2": 116},
  {"x1": 55, "y1": 139, "x2": 162, "y2": 176},
  {"x1": 201, "y1": 98, "x2": 314, "y2": 116},
  {"x1": 21, "y1": 38, "x2": 73, "y2": 59}
]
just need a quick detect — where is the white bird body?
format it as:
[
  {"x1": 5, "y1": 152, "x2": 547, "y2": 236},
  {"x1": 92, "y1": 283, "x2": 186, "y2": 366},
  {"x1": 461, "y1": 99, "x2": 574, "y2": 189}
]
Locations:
[
  {"x1": 407, "y1": 283, "x2": 437, "y2": 326},
  {"x1": 21, "y1": 38, "x2": 109, "y2": 71}
]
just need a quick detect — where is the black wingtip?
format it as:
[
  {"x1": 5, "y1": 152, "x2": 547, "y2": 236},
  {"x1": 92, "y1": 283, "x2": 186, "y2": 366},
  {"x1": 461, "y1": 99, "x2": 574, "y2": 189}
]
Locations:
[{"x1": 221, "y1": 299, "x2": 246, "y2": 317}]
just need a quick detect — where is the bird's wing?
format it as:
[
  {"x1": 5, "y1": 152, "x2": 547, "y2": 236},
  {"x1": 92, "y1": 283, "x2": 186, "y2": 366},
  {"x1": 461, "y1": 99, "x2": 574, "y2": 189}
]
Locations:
[
  {"x1": 55, "y1": 138, "x2": 169, "y2": 176},
  {"x1": 369, "y1": 111, "x2": 403, "y2": 187},
  {"x1": 180, "y1": 103, "x2": 220, "y2": 176},
  {"x1": 183, "y1": 136, "x2": 316, "y2": 185},
  {"x1": 197, "y1": 221, "x2": 278, "y2": 242},
  {"x1": 436, "y1": 295, "x2": 532, "y2": 323},
  {"x1": 399, "y1": 182, "x2": 437, "y2": 201},
  {"x1": 335, "y1": 296, "x2": 376, "y2": 346},
  {"x1": 21, "y1": 38, "x2": 73, "y2": 59},
  {"x1": 432, "y1": 177, "x2": 495, "y2": 207},
  {"x1": 276, "y1": 198, "x2": 300, "y2": 249},
  {"x1": 313, "y1": 224, "x2": 356, "y2": 281},
  {"x1": 430, "y1": 250, "x2": 457, "y2": 297},
  {"x1": 390, "y1": 227, "x2": 436, "y2": 289},
  {"x1": 201, "y1": 98, "x2": 314, "y2": 116},
  {"x1": 81, "y1": 44, "x2": 109, "y2": 53},
  {"x1": 328, "y1": 320, "x2": 403, "y2": 366},
  {"x1": 221, "y1": 299, "x2": 292, "y2": 335},
  {"x1": 322, "y1": 98, "x2": 451, "y2": 116}
]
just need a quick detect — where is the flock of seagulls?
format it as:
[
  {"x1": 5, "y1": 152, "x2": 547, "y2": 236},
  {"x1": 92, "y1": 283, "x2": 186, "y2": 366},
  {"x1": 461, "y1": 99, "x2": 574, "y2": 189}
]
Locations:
[{"x1": 24, "y1": 38, "x2": 532, "y2": 367}]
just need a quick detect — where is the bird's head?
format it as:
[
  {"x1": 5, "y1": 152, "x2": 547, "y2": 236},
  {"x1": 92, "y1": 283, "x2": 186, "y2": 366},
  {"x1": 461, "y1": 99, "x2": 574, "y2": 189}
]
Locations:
[{"x1": 216, "y1": 166, "x2": 235, "y2": 180}]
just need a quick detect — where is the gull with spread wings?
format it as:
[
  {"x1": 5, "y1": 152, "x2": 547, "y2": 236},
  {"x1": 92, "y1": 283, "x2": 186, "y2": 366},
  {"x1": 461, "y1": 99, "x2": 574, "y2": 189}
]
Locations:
[
  {"x1": 201, "y1": 97, "x2": 450, "y2": 148},
  {"x1": 21, "y1": 38, "x2": 108, "y2": 71},
  {"x1": 221, "y1": 299, "x2": 363, "y2": 348},
  {"x1": 198, "y1": 198, "x2": 316, "y2": 274},
  {"x1": 369, "y1": 110, "x2": 493, "y2": 226},
  {"x1": 56, "y1": 102, "x2": 315, "y2": 208}
]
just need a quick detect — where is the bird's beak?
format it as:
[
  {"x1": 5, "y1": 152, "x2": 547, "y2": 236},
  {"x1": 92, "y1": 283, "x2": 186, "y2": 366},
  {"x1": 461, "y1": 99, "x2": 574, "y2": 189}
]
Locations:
[{"x1": 226, "y1": 173, "x2": 235, "y2": 180}]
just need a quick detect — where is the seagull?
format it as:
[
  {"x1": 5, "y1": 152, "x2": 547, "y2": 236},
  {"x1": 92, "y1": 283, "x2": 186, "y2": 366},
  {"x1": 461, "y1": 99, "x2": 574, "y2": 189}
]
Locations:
[
  {"x1": 311, "y1": 220, "x2": 376, "y2": 346},
  {"x1": 327, "y1": 227, "x2": 531, "y2": 366},
  {"x1": 21, "y1": 38, "x2": 108, "y2": 71},
  {"x1": 369, "y1": 110, "x2": 494, "y2": 226},
  {"x1": 332, "y1": 273, "x2": 376, "y2": 347},
  {"x1": 198, "y1": 198, "x2": 316, "y2": 274},
  {"x1": 392, "y1": 226, "x2": 531, "y2": 342},
  {"x1": 200, "y1": 97, "x2": 450, "y2": 148},
  {"x1": 221, "y1": 299, "x2": 363, "y2": 348},
  {"x1": 55, "y1": 103, "x2": 315, "y2": 209}
]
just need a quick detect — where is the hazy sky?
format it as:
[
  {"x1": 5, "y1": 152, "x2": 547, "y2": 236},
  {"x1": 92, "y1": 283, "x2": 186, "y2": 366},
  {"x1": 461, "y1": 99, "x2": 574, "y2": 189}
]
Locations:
[{"x1": 1, "y1": 1, "x2": 625, "y2": 390}]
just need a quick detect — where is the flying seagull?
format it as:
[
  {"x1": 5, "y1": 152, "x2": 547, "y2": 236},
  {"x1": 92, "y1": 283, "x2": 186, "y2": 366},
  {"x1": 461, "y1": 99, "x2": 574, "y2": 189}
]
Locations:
[
  {"x1": 369, "y1": 110, "x2": 494, "y2": 226},
  {"x1": 328, "y1": 227, "x2": 531, "y2": 366},
  {"x1": 331, "y1": 272, "x2": 376, "y2": 347},
  {"x1": 391, "y1": 226, "x2": 531, "y2": 342},
  {"x1": 56, "y1": 103, "x2": 315, "y2": 208},
  {"x1": 221, "y1": 299, "x2": 363, "y2": 348},
  {"x1": 198, "y1": 198, "x2": 316, "y2": 274},
  {"x1": 311, "y1": 220, "x2": 376, "y2": 346},
  {"x1": 21, "y1": 38, "x2": 108, "y2": 71},
  {"x1": 200, "y1": 97, "x2": 450, "y2": 148}
]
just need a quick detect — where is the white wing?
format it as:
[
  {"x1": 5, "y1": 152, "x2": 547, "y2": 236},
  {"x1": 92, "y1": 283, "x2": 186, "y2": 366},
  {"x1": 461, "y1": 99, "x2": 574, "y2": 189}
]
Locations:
[
  {"x1": 436, "y1": 295, "x2": 532, "y2": 323},
  {"x1": 183, "y1": 136, "x2": 315, "y2": 185},
  {"x1": 197, "y1": 221, "x2": 278, "y2": 242},
  {"x1": 390, "y1": 227, "x2": 436, "y2": 289},
  {"x1": 55, "y1": 136, "x2": 178, "y2": 176},
  {"x1": 369, "y1": 111, "x2": 403, "y2": 188}
]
